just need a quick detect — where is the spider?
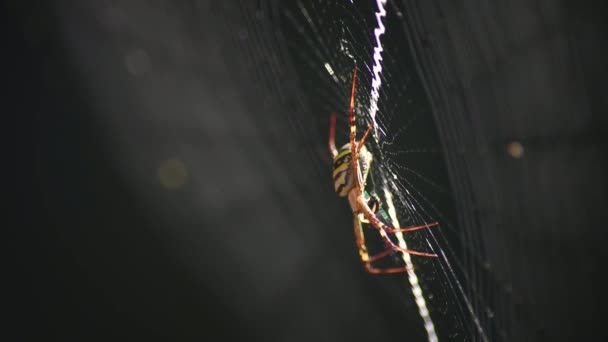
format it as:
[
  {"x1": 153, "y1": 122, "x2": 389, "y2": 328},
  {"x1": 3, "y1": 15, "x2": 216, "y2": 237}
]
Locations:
[{"x1": 329, "y1": 68, "x2": 438, "y2": 274}]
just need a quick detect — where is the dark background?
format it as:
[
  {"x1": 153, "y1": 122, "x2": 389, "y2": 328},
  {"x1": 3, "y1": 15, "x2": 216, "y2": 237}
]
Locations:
[{"x1": 10, "y1": 1, "x2": 606, "y2": 341}]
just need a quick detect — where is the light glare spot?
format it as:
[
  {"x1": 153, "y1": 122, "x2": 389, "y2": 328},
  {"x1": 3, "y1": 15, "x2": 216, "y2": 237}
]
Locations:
[
  {"x1": 507, "y1": 141, "x2": 524, "y2": 158},
  {"x1": 158, "y1": 158, "x2": 188, "y2": 190}
]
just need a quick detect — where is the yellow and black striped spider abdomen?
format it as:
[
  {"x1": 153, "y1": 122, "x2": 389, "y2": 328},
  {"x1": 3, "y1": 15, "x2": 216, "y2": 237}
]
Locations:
[{"x1": 332, "y1": 143, "x2": 373, "y2": 197}]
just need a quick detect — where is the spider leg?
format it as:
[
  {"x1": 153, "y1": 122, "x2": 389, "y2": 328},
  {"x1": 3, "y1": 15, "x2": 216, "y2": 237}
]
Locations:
[
  {"x1": 383, "y1": 222, "x2": 439, "y2": 233},
  {"x1": 348, "y1": 68, "x2": 362, "y2": 192},
  {"x1": 329, "y1": 113, "x2": 338, "y2": 158},
  {"x1": 361, "y1": 194, "x2": 438, "y2": 230},
  {"x1": 366, "y1": 263, "x2": 415, "y2": 274},
  {"x1": 348, "y1": 71, "x2": 371, "y2": 185},
  {"x1": 353, "y1": 215, "x2": 414, "y2": 274},
  {"x1": 356, "y1": 124, "x2": 373, "y2": 155},
  {"x1": 353, "y1": 193, "x2": 438, "y2": 257}
]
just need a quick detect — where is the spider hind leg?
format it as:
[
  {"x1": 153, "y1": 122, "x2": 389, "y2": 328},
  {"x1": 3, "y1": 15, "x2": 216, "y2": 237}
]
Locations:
[{"x1": 354, "y1": 213, "x2": 417, "y2": 274}]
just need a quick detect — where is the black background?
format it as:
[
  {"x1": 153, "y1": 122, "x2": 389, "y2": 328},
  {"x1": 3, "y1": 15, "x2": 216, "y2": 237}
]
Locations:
[{"x1": 9, "y1": 1, "x2": 607, "y2": 341}]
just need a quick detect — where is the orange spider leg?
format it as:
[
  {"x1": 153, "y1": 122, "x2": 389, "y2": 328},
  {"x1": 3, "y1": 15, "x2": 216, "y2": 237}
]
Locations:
[
  {"x1": 348, "y1": 68, "x2": 362, "y2": 191},
  {"x1": 354, "y1": 216, "x2": 415, "y2": 273},
  {"x1": 383, "y1": 222, "x2": 439, "y2": 233},
  {"x1": 357, "y1": 125, "x2": 373, "y2": 155},
  {"x1": 353, "y1": 193, "x2": 438, "y2": 257}
]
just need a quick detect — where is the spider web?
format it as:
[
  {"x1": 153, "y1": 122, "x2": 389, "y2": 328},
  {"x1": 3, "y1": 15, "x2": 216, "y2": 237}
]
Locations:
[{"x1": 278, "y1": 1, "x2": 507, "y2": 341}]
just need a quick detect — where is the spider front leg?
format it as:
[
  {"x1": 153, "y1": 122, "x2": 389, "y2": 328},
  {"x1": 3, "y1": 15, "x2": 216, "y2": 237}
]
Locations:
[
  {"x1": 347, "y1": 68, "x2": 374, "y2": 191},
  {"x1": 348, "y1": 68, "x2": 361, "y2": 189}
]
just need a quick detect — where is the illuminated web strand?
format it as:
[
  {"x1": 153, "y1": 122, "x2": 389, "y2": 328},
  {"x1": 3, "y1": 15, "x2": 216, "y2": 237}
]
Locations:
[
  {"x1": 383, "y1": 182, "x2": 439, "y2": 342},
  {"x1": 369, "y1": 0, "x2": 387, "y2": 139},
  {"x1": 370, "y1": 2, "x2": 439, "y2": 340}
]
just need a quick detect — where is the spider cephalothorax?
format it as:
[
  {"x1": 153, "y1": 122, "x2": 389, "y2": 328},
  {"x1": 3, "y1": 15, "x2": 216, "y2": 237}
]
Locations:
[{"x1": 329, "y1": 68, "x2": 438, "y2": 274}]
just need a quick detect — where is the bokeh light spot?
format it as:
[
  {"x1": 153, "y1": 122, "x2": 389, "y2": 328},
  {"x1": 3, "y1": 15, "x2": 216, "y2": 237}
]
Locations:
[
  {"x1": 506, "y1": 141, "x2": 524, "y2": 158},
  {"x1": 158, "y1": 158, "x2": 188, "y2": 190}
]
